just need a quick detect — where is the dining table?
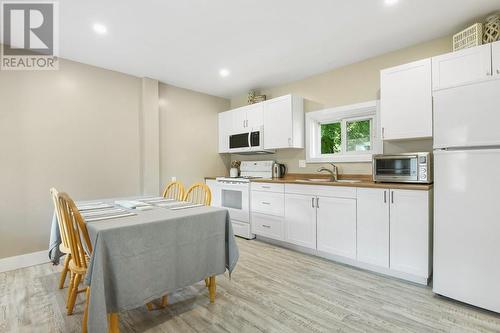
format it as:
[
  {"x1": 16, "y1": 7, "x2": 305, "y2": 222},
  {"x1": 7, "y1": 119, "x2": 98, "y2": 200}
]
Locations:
[{"x1": 48, "y1": 196, "x2": 239, "y2": 333}]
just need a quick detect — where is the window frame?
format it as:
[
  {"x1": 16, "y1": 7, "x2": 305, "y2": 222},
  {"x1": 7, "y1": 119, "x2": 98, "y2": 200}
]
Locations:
[{"x1": 306, "y1": 100, "x2": 382, "y2": 163}]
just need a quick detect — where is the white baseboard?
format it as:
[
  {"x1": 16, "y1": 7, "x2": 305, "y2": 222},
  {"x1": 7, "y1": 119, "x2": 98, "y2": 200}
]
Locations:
[
  {"x1": 256, "y1": 236, "x2": 430, "y2": 286},
  {"x1": 0, "y1": 250, "x2": 50, "y2": 274}
]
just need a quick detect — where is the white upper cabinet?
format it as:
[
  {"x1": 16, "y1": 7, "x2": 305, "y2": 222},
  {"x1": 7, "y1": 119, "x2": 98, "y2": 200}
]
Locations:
[
  {"x1": 432, "y1": 43, "x2": 492, "y2": 91},
  {"x1": 263, "y1": 95, "x2": 304, "y2": 149},
  {"x1": 316, "y1": 196, "x2": 357, "y2": 259},
  {"x1": 244, "y1": 104, "x2": 264, "y2": 131},
  {"x1": 284, "y1": 193, "x2": 316, "y2": 249},
  {"x1": 230, "y1": 104, "x2": 263, "y2": 134},
  {"x1": 389, "y1": 189, "x2": 431, "y2": 278},
  {"x1": 218, "y1": 111, "x2": 232, "y2": 153},
  {"x1": 357, "y1": 188, "x2": 390, "y2": 268},
  {"x1": 493, "y1": 41, "x2": 500, "y2": 77},
  {"x1": 380, "y1": 58, "x2": 432, "y2": 140}
]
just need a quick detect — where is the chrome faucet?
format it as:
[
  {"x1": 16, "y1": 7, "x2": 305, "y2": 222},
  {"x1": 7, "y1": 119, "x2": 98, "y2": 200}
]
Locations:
[{"x1": 317, "y1": 163, "x2": 338, "y2": 182}]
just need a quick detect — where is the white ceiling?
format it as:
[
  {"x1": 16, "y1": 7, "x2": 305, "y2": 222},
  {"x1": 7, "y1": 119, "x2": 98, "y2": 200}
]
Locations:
[{"x1": 56, "y1": 1, "x2": 500, "y2": 97}]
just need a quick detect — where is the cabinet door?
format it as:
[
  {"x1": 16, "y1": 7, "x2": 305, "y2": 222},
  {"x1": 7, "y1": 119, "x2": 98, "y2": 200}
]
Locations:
[
  {"x1": 357, "y1": 188, "x2": 389, "y2": 267},
  {"x1": 432, "y1": 44, "x2": 492, "y2": 91},
  {"x1": 380, "y1": 58, "x2": 432, "y2": 140},
  {"x1": 263, "y1": 95, "x2": 293, "y2": 149},
  {"x1": 316, "y1": 196, "x2": 357, "y2": 259},
  {"x1": 493, "y1": 41, "x2": 500, "y2": 78},
  {"x1": 218, "y1": 111, "x2": 231, "y2": 153},
  {"x1": 231, "y1": 107, "x2": 247, "y2": 133},
  {"x1": 245, "y1": 103, "x2": 264, "y2": 130},
  {"x1": 284, "y1": 193, "x2": 316, "y2": 249},
  {"x1": 389, "y1": 189, "x2": 430, "y2": 277}
]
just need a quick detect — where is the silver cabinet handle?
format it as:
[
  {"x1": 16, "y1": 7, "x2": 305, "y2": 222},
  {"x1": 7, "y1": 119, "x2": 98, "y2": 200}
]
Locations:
[
  {"x1": 316, "y1": 197, "x2": 319, "y2": 208},
  {"x1": 261, "y1": 186, "x2": 271, "y2": 189},
  {"x1": 382, "y1": 127, "x2": 385, "y2": 139},
  {"x1": 261, "y1": 202, "x2": 271, "y2": 205},
  {"x1": 391, "y1": 191, "x2": 394, "y2": 204},
  {"x1": 288, "y1": 138, "x2": 292, "y2": 146},
  {"x1": 384, "y1": 190, "x2": 387, "y2": 203},
  {"x1": 243, "y1": 120, "x2": 245, "y2": 128},
  {"x1": 262, "y1": 224, "x2": 271, "y2": 228},
  {"x1": 312, "y1": 197, "x2": 315, "y2": 208},
  {"x1": 497, "y1": 69, "x2": 500, "y2": 75}
]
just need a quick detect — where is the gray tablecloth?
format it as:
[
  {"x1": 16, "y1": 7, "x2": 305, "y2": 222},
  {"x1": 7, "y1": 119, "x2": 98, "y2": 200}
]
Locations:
[{"x1": 48, "y1": 199, "x2": 239, "y2": 333}]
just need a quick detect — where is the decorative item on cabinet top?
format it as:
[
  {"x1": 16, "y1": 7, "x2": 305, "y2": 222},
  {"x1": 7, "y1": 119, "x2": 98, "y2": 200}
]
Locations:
[
  {"x1": 247, "y1": 90, "x2": 266, "y2": 105},
  {"x1": 483, "y1": 13, "x2": 500, "y2": 44},
  {"x1": 453, "y1": 23, "x2": 483, "y2": 51}
]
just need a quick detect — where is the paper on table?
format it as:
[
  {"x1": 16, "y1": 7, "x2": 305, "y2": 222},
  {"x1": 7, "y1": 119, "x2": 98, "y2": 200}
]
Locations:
[
  {"x1": 77, "y1": 203, "x2": 114, "y2": 211},
  {"x1": 115, "y1": 200, "x2": 151, "y2": 209},
  {"x1": 85, "y1": 212, "x2": 136, "y2": 222},
  {"x1": 169, "y1": 204, "x2": 204, "y2": 210},
  {"x1": 81, "y1": 208, "x2": 127, "y2": 217}
]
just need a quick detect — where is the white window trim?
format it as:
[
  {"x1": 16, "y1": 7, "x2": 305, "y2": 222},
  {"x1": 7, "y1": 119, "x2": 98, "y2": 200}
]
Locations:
[{"x1": 306, "y1": 100, "x2": 382, "y2": 163}]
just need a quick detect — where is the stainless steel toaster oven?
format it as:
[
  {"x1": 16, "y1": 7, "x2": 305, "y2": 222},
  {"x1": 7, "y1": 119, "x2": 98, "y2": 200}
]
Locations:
[{"x1": 373, "y1": 152, "x2": 432, "y2": 184}]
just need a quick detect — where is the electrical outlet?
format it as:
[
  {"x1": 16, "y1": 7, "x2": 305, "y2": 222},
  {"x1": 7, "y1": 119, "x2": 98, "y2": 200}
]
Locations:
[{"x1": 299, "y1": 160, "x2": 307, "y2": 168}]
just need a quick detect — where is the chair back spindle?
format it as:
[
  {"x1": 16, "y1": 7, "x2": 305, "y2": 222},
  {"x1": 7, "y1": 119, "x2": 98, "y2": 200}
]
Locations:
[
  {"x1": 184, "y1": 183, "x2": 211, "y2": 206},
  {"x1": 58, "y1": 192, "x2": 92, "y2": 270},
  {"x1": 162, "y1": 181, "x2": 185, "y2": 201}
]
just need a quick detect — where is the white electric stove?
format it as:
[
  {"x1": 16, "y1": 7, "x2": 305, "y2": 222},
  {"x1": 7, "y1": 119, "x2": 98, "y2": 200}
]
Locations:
[{"x1": 210, "y1": 161, "x2": 274, "y2": 239}]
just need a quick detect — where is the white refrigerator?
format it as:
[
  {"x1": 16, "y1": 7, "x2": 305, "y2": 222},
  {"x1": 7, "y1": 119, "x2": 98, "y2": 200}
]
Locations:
[{"x1": 433, "y1": 78, "x2": 500, "y2": 313}]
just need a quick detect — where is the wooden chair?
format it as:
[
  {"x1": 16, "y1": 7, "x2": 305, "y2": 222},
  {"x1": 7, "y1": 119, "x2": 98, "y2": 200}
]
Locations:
[
  {"x1": 57, "y1": 192, "x2": 92, "y2": 332},
  {"x1": 50, "y1": 188, "x2": 72, "y2": 290},
  {"x1": 162, "y1": 181, "x2": 185, "y2": 201},
  {"x1": 184, "y1": 183, "x2": 211, "y2": 206},
  {"x1": 184, "y1": 183, "x2": 214, "y2": 290}
]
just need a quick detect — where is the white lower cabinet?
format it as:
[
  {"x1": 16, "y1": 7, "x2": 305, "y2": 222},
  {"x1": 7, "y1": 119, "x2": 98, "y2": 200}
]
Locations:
[
  {"x1": 389, "y1": 189, "x2": 431, "y2": 278},
  {"x1": 357, "y1": 188, "x2": 390, "y2": 267},
  {"x1": 251, "y1": 182, "x2": 432, "y2": 284},
  {"x1": 357, "y1": 188, "x2": 431, "y2": 279},
  {"x1": 316, "y1": 196, "x2": 357, "y2": 259},
  {"x1": 284, "y1": 193, "x2": 317, "y2": 249},
  {"x1": 252, "y1": 213, "x2": 284, "y2": 241}
]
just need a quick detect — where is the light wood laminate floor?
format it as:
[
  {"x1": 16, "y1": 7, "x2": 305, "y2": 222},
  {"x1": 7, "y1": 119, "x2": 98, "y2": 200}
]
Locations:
[{"x1": 1, "y1": 238, "x2": 500, "y2": 332}]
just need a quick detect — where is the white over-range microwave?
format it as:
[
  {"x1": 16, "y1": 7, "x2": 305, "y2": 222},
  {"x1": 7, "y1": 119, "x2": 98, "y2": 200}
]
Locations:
[
  {"x1": 228, "y1": 128, "x2": 274, "y2": 154},
  {"x1": 372, "y1": 152, "x2": 432, "y2": 184}
]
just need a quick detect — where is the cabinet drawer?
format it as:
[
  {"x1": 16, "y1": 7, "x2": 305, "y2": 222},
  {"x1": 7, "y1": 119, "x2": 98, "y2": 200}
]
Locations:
[
  {"x1": 251, "y1": 191, "x2": 284, "y2": 216},
  {"x1": 252, "y1": 213, "x2": 284, "y2": 241},
  {"x1": 251, "y1": 182, "x2": 284, "y2": 193},
  {"x1": 284, "y1": 184, "x2": 356, "y2": 199}
]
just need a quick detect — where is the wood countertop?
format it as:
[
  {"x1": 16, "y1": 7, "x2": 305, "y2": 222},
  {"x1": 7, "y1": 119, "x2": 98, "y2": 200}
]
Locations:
[{"x1": 205, "y1": 174, "x2": 433, "y2": 191}]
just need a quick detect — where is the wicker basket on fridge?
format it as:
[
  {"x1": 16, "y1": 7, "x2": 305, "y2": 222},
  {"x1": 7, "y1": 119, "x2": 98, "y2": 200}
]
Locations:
[{"x1": 453, "y1": 23, "x2": 483, "y2": 51}]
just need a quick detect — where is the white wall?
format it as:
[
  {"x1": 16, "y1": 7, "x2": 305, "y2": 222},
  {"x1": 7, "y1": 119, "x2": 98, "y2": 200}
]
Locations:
[
  {"x1": 159, "y1": 83, "x2": 230, "y2": 189},
  {"x1": 0, "y1": 59, "x2": 230, "y2": 260},
  {"x1": 230, "y1": 36, "x2": 452, "y2": 174},
  {"x1": 0, "y1": 58, "x2": 142, "y2": 259}
]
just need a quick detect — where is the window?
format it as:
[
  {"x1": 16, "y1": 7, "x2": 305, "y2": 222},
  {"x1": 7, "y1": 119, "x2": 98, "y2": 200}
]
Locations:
[
  {"x1": 321, "y1": 122, "x2": 341, "y2": 154},
  {"x1": 306, "y1": 101, "x2": 382, "y2": 163},
  {"x1": 346, "y1": 119, "x2": 371, "y2": 152}
]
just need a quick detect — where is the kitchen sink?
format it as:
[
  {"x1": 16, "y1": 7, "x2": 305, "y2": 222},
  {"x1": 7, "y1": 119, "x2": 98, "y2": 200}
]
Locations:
[
  {"x1": 335, "y1": 179, "x2": 362, "y2": 183},
  {"x1": 295, "y1": 178, "x2": 362, "y2": 183}
]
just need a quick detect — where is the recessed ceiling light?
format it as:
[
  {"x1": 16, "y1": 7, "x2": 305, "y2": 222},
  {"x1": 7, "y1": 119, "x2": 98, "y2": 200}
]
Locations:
[
  {"x1": 219, "y1": 68, "x2": 230, "y2": 77},
  {"x1": 384, "y1": 0, "x2": 399, "y2": 6},
  {"x1": 93, "y1": 23, "x2": 107, "y2": 35}
]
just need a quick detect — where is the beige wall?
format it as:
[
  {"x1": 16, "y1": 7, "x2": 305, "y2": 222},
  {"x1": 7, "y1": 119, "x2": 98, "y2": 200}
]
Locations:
[
  {"x1": 230, "y1": 36, "x2": 452, "y2": 175},
  {"x1": 0, "y1": 60, "x2": 230, "y2": 260},
  {"x1": 159, "y1": 83, "x2": 230, "y2": 188},
  {"x1": 141, "y1": 77, "x2": 161, "y2": 195},
  {"x1": 0, "y1": 58, "x2": 142, "y2": 259}
]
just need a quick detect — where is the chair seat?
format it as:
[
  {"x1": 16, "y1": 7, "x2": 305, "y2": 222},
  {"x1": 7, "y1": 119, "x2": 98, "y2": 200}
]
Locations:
[
  {"x1": 59, "y1": 243, "x2": 70, "y2": 255},
  {"x1": 69, "y1": 257, "x2": 88, "y2": 275}
]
